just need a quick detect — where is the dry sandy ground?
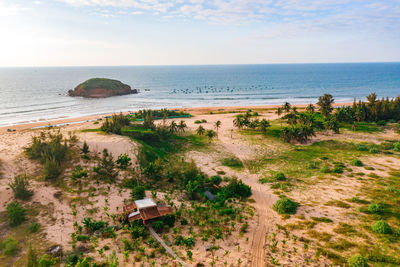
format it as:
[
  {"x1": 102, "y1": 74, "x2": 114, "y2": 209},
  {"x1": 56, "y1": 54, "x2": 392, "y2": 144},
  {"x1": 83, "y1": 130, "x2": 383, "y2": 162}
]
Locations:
[{"x1": 1, "y1": 104, "x2": 397, "y2": 266}]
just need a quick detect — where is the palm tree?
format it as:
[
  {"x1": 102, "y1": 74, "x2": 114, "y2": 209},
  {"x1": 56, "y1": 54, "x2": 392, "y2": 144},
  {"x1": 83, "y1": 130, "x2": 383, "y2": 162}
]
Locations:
[
  {"x1": 169, "y1": 120, "x2": 178, "y2": 134},
  {"x1": 233, "y1": 115, "x2": 244, "y2": 129},
  {"x1": 259, "y1": 119, "x2": 270, "y2": 133},
  {"x1": 196, "y1": 125, "x2": 205, "y2": 135},
  {"x1": 282, "y1": 102, "x2": 291, "y2": 113},
  {"x1": 206, "y1": 130, "x2": 216, "y2": 143},
  {"x1": 306, "y1": 104, "x2": 315, "y2": 114},
  {"x1": 214, "y1": 120, "x2": 221, "y2": 135},
  {"x1": 276, "y1": 107, "x2": 283, "y2": 127},
  {"x1": 178, "y1": 120, "x2": 187, "y2": 134}
]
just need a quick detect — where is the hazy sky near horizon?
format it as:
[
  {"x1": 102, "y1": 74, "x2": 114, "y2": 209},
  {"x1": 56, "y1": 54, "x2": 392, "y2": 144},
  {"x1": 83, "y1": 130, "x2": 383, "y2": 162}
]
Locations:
[{"x1": 1, "y1": 0, "x2": 400, "y2": 66}]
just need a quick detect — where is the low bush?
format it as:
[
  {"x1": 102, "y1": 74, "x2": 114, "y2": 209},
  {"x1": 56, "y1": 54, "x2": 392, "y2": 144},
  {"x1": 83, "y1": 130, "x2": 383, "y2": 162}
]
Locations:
[
  {"x1": 367, "y1": 203, "x2": 383, "y2": 214},
  {"x1": 372, "y1": 220, "x2": 392, "y2": 234},
  {"x1": 377, "y1": 120, "x2": 387, "y2": 126},
  {"x1": 9, "y1": 174, "x2": 33, "y2": 200},
  {"x1": 116, "y1": 153, "x2": 132, "y2": 169},
  {"x1": 7, "y1": 201, "x2": 26, "y2": 226},
  {"x1": 320, "y1": 166, "x2": 331, "y2": 173},
  {"x1": 221, "y1": 157, "x2": 244, "y2": 169},
  {"x1": 29, "y1": 222, "x2": 41, "y2": 233},
  {"x1": 273, "y1": 197, "x2": 299, "y2": 214},
  {"x1": 274, "y1": 172, "x2": 286, "y2": 181},
  {"x1": 333, "y1": 166, "x2": 343, "y2": 173},
  {"x1": 25, "y1": 130, "x2": 70, "y2": 180},
  {"x1": 356, "y1": 144, "x2": 368, "y2": 151},
  {"x1": 351, "y1": 159, "x2": 363, "y2": 166},
  {"x1": 0, "y1": 237, "x2": 18, "y2": 256},
  {"x1": 131, "y1": 185, "x2": 146, "y2": 200},
  {"x1": 347, "y1": 254, "x2": 368, "y2": 267},
  {"x1": 394, "y1": 142, "x2": 400, "y2": 152},
  {"x1": 71, "y1": 165, "x2": 88, "y2": 180}
]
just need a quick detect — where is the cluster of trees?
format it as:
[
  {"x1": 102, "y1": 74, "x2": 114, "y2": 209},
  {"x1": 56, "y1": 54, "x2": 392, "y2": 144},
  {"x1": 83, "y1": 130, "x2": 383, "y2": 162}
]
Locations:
[
  {"x1": 25, "y1": 130, "x2": 75, "y2": 179},
  {"x1": 335, "y1": 93, "x2": 400, "y2": 123},
  {"x1": 101, "y1": 113, "x2": 131, "y2": 134},
  {"x1": 131, "y1": 109, "x2": 190, "y2": 120},
  {"x1": 278, "y1": 94, "x2": 340, "y2": 143},
  {"x1": 196, "y1": 121, "x2": 219, "y2": 142},
  {"x1": 233, "y1": 113, "x2": 271, "y2": 132}
]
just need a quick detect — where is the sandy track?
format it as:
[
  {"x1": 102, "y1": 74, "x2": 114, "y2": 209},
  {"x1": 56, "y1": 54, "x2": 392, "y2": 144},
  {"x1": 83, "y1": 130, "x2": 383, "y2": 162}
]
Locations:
[{"x1": 182, "y1": 112, "x2": 279, "y2": 266}]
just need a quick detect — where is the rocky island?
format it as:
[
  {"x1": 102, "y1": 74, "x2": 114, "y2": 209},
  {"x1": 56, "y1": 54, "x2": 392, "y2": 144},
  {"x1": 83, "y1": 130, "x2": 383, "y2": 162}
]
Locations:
[{"x1": 68, "y1": 78, "x2": 138, "y2": 98}]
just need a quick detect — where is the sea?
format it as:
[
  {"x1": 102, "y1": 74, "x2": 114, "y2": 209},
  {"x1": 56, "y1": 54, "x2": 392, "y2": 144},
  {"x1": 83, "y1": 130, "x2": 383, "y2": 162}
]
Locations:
[{"x1": 0, "y1": 63, "x2": 400, "y2": 127}]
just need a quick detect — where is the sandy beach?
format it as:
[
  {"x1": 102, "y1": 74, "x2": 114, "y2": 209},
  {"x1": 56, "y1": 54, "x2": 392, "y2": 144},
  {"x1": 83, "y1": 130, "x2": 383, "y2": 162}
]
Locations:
[{"x1": 0, "y1": 102, "x2": 353, "y2": 132}]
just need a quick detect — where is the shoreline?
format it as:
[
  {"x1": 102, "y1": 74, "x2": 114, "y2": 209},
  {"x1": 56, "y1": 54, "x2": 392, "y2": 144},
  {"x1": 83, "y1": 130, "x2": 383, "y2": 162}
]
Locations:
[{"x1": 0, "y1": 102, "x2": 352, "y2": 132}]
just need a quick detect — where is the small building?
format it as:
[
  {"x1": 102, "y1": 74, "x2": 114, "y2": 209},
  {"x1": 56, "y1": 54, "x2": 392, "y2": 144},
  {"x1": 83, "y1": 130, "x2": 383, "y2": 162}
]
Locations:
[{"x1": 122, "y1": 198, "x2": 172, "y2": 224}]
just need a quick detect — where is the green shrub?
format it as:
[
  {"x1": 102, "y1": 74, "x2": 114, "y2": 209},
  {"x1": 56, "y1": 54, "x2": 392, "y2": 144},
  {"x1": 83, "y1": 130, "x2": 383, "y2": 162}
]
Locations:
[
  {"x1": 25, "y1": 131, "x2": 69, "y2": 180},
  {"x1": 38, "y1": 254, "x2": 56, "y2": 267},
  {"x1": 0, "y1": 237, "x2": 18, "y2": 256},
  {"x1": 221, "y1": 157, "x2": 243, "y2": 169},
  {"x1": 131, "y1": 186, "x2": 146, "y2": 200},
  {"x1": 116, "y1": 153, "x2": 132, "y2": 169},
  {"x1": 210, "y1": 175, "x2": 222, "y2": 185},
  {"x1": 347, "y1": 254, "x2": 368, "y2": 267},
  {"x1": 71, "y1": 165, "x2": 88, "y2": 180},
  {"x1": 351, "y1": 159, "x2": 363, "y2": 166},
  {"x1": 333, "y1": 166, "x2": 343, "y2": 173},
  {"x1": 223, "y1": 178, "x2": 252, "y2": 198},
  {"x1": 81, "y1": 141, "x2": 90, "y2": 158},
  {"x1": 152, "y1": 221, "x2": 164, "y2": 233},
  {"x1": 377, "y1": 120, "x2": 386, "y2": 126},
  {"x1": 273, "y1": 197, "x2": 299, "y2": 214},
  {"x1": 367, "y1": 203, "x2": 383, "y2": 214},
  {"x1": 372, "y1": 220, "x2": 392, "y2": 234},
  {"x1": 274, "y1": 172, "x2": 286, "y2": 181},
  {"x1": 320, "y1": 166, "x2": 331, "y2": 173},
  {"x1": 94, "y1": 149, "x2": 118, "y2": 182},
  {"x1": 9, "y1": 174, "x2": 33, "y2": 200},
  {"x1": 356, "y1": 144, "x2": 368, "y2": 151},
  {"x1": 162, "y1": 214, "x2": 176, "y2": 228},
  {"x1": 307, "y1": 161, "x2": 319, "y2": 169},
  {"x1": 7, "y1": 201, "x2": 26, "y2": 226},
  {"x1": 29, "y1": 222, "x2": 41, "y2": 233},
  {"x1": 76, "y1": 235, "x2": 89, "y2": 242},
  {"x1": 394, "y1": 142, "x2": 400, "y2": 152},
  {"x1": 43, "y1": 156, "x2": 61, "y2": 180},
  {"x1": 369, "y1": 147, "x2": 378, "y2": 154},
  {"x1": 26, "y1": 243, "x2": 38, "y2": 267}
]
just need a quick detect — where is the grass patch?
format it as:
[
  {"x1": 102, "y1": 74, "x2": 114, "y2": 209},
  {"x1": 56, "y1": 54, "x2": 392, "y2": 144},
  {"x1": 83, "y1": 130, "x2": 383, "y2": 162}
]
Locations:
[
  {"x1": 325, "y1": 200, "x2": 351, "y2": 209},
  {"x1": 311, "y1": 217, "x2": 333, "y2": 223},
  {"x1": 220, "y1": 156, "x2": 244, "y2": 170}
]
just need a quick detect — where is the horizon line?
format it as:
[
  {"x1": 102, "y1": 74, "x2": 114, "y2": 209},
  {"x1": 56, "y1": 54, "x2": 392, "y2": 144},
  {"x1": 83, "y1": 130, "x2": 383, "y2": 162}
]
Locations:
[{"x1": 1, "y1": 61, "x2": 400, "y2": 68}]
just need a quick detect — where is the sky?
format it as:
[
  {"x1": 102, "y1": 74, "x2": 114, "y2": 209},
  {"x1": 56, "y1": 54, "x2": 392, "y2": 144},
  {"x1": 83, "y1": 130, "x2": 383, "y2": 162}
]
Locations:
[{"x1": 0, "y1": 0, "x2": 400, "y2": 66}]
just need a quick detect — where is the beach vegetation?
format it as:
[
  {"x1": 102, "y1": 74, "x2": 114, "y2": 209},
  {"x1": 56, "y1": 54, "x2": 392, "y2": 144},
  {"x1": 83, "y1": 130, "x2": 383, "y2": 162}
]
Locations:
[
  {"x1": 273, "y1": 197, "x2": 299, "y2": 214},
  {"x1": 101, "y1": 113, "x2": 130, "y2": 134},
  {"x1": 25, "y1": 130, "x2": 72, "y2": 179},
  {"x1": 347, "y1": 254, "x2": 368, "y2": 267},
  {"x1": 7, "y1": 201, "x2": 26, "y2": 226},
  {"x1": 116, "y1": 153, "x2": 132, "y2": 169},
  {"x1": 81, "y1": 141, "x2": 90, "y2": 159},
  {"x1": 93, "y1": 149, "x2": 118, "y2": 182},
  {"x1": 371, "y1": 220, "x2": 392, "y2": 234},
  {"x1": 206, "y1": 129, "x2": 217, "y2": 142},
  {"x1": 317, "y1": 93, "x2": 334, "y2": 117},
  {"x1": 221, "y1": 156, "x2": 244, "y2": 169},
  {"x1": 9, "y1": 174, "x2": 33, "y2": 200},
  {"x1": 0, "y1": 237, "x2": 19, "y2": 256}
]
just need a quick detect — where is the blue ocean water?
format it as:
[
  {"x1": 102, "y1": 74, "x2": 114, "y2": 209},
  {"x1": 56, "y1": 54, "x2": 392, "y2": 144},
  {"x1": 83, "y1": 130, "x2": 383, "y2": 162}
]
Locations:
[{"x1": 0, "y1": 63, "x2": 399, "y2": 126}]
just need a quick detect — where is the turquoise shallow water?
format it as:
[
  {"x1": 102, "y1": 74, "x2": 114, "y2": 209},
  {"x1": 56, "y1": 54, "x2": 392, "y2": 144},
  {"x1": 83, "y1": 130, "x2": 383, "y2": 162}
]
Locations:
[{"x1": 0, "y1": 63, "x2": 399, "y2": 126}]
